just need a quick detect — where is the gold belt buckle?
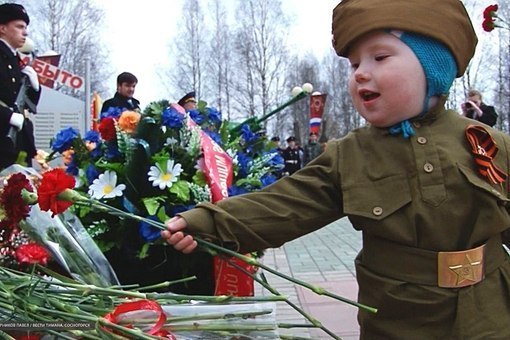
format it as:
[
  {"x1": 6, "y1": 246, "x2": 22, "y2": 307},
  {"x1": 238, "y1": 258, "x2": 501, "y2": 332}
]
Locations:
[{"x1": 437, "y1": 244, "x2": 485, "y2": 288}]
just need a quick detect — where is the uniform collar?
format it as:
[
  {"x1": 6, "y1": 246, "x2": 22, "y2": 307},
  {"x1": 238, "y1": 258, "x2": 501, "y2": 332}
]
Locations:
[{"x1": 0, "y1": 38, "x2": 17, "y2": 55}]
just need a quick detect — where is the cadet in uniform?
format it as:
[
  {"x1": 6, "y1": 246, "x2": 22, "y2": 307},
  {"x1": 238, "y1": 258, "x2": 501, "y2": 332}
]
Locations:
[
  {"x1": 0, "y1": 3, "x2": 40, "y2": 169},
  {"x1": 282, "y1": 136, "x2": 301, "y2": 176},
  {"x1": 177, "y1": 91, "x2": 197, "y2": 112},
  {"x1": 162, "y1": 0, "x2": 510, "y2": 338}
]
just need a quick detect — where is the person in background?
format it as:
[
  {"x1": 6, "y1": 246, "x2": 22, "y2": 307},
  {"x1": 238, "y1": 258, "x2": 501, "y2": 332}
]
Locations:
[
  {"x1": 177, "y1": 91, "x2": 197, "y2": 112},
  {"x1": 303, "y1": 132, "x2": 322, "y2": 165},
  {"x1": 269, "y1": 136, "x2": 282, "y2": 151},
  {"x1": 101, "y1": 72, "x2": 140, "y2": 113},
  {"x1": 161, "y1": 0, "x2": 510, "y2": 338},
  {"x1": 0, "y1": 3, "x2": 40, "y2": 170},
  {"x1": 461, "y1": 89, "x2": 498, "y2": 127},
  {"x1": 281, "y1": 136, "x2": 301, "y2": 176}
]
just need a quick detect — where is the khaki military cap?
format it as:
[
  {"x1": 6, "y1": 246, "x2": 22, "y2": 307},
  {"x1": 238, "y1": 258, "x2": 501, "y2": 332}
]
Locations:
[{"x1": 332, "y1": 0, "x2": 477, "y2": 77}]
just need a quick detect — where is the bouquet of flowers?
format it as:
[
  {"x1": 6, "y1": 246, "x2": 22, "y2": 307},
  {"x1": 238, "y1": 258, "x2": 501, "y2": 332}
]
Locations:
[
  {"x1": 46, "y1": 99, "x2": 285, "y2": 295},
  {"x1": 0, "y1": 165, "x2": 118, "y2": 287}
]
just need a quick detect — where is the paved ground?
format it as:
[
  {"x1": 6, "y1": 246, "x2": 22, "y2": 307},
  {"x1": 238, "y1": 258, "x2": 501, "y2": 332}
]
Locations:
[{"x1": 255, "y1": 217, "x2": 362, "y2": 339}]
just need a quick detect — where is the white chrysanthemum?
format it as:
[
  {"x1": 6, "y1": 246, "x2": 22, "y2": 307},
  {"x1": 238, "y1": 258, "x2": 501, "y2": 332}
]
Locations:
[
  {"x1": 88, "y1": 170, "x2": 126, "y2": 199},
  {"x1": 148, "y1": 159, "x2": 183, "y2": 190}
]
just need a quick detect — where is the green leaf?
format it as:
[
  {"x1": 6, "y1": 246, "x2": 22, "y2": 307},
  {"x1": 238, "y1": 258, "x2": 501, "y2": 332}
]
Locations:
[
  {"x1": 236, "y1": 177, "x2": 262, "y2": 187},
  {"x1": 138, "y1": 243, "x2": 150, "y2": 259},
  {"x1": 169, "y1": 180, "x2": 190, "y2": 202},
  {"x1": 142, "y1": 196, "x2": 166, "y2": 215},
  {"x1": 192, "y1": 171, "x2": 207, "y2": 186},
  {"x1": 157, "y1": 208, "x2": 169, "y2": 223}
]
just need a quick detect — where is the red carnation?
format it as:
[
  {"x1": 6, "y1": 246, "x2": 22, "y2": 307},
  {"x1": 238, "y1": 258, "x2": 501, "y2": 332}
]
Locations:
[
  {"x1": 483, "y1": 18, "x2": 496, "y2": 32},
  {"x1": 15, "y1": 243, "x2": 50, "y2": 265},
  {"x1": 38, "y1": 168, "x2": 76, "y2": 217},
  {"x1": 98, "y1": 117, "x2": 117, "y2": 142},
  {"x1": 0, "y1": 173, "x2": 33, "y2": 228},
  {"x1": 483, "y1": 4, "x2": 498, "y2": 19}
]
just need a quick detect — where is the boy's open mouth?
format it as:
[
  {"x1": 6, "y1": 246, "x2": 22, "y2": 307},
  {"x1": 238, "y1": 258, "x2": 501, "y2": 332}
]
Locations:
[{"x1": 359, "y1": 90, "x2": 380, "y2": 102}]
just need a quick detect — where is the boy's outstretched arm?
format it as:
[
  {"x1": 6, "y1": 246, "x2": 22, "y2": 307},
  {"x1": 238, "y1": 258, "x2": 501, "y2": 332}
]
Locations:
[{"x1": 161, "y1": 216, "x2": 198, "y2": 254}]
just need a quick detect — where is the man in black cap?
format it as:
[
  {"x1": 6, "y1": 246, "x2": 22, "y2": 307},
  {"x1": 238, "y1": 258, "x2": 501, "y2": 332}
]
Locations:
[
  {"x1": 101, "y1": 72, "x2": 140, "y2": 113},
  {"x1": 282, "y1": 136, "x2": 301, "y2": 176},
  {"x1": 0, "y1": 3, "x2": 41, "y2": 170},
  {"x1": 177, "y1": 91, "x2": 197, "y2": 112}
]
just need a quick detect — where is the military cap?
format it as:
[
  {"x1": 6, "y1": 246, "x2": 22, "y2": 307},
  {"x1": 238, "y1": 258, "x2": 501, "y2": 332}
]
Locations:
[
  {"x1": 331, "y1": 0, "x2": 477, "y2": 77},
  {"x1": 287, "y1": 136, "x2": 296, "y2": 142},
  {"x1": 178, "y1": 91, "x2": 197, "y2": 106},
  {"x1": 0, "y1": 3, "x2": 29, "y2": 25},
  {"x1": 271, "y1": 136, "x2": 280, "y2": 142}
]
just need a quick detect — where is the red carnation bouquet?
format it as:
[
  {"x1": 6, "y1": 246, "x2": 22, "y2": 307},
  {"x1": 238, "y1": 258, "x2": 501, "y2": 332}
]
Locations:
[
  {"x1": 0, "y1": 164, "x2": 118, "y2": 286},
  {"x1": 482, "y1": 4, "x2": 509, "y2": 32}
]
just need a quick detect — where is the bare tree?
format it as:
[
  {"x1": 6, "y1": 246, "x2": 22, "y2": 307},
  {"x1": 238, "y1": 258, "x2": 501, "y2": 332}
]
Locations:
[
  {"x1": 322, "y1": 51, "x2": 359, "y2": 139},
  {"x1": 165, "y1": 0, "x2": 207, "y2": 102},
  {"x1": 232, "y1": 0, "x2": 290, "y2": 119},
  {"x1": 24, "y1": 0, "x2": 111, "y2": 99},
  {"x1": 206, "y1": 0, "x2": 234, "y2": 119}
]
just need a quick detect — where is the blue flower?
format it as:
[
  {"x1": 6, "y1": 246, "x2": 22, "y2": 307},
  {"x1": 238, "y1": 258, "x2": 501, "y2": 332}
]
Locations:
[
  {"x1": 237, "y1": 152, "x2": 253, "y2": 178},
  {"x1": 51, "y1": 127, "x2": 79, "y2": 152},
  {"x1": 139, "y1": 216, "x2": 161, "y2": 242},
  {"x1": 206, "y1": 107, "x2": 222, "y2": 124},
  {"x1": 84, "y1": 130, "x2": 101, "y2": 143},
  {"x1": 228, "y1": 185, "x2": 249, "y2": 197},
  {"x1": 65, "y1": 157, "x2": 79, "y2": 176},
  {"x1": 171, "y1": 204, "x2": 195, "y2": 216},
  {"x1": 189, "y1": 109, "x2": 205, "y2": 125},
  {"x1": 240, "y1": 124, "x2": 257, "y2": 144},
  {"x1": 85, "y1": 164, "x2": 100, "y2": 185},
  {"x1": 162, "y1": 106, "x2": 184, "y2": 129},
  {"x1": 261, "y1": 173, "x2": 277, "y2": 187},
  {"x1": 205, "y1": 129, "x2": 222, "y2": 145},
  {"x1": 105, "y1": 143, "x2": 121, "y2": 160},
  {"x1": 266, "y1": 150, "x2": 285, "y2": 169},
  {"x1": 100, "y1": 106, "x2": 124, "y2": 120}
]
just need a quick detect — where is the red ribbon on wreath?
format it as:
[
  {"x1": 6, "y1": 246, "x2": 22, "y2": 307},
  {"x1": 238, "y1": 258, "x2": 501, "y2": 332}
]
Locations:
[
  {"x1": 465, "y1": 124, "x2": 507, "y2": 184},
  {"x1": 103, "y1": 299, "x2": 175, "y2": 339}
]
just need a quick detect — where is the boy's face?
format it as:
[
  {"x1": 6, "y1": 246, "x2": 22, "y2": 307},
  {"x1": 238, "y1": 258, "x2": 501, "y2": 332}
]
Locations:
[
  {"x1": 347, "y1": 31, "x2": 427, "y2": 128},
  {"x1": 117, "y1": 82, "x2": 136, "y2": 98}
]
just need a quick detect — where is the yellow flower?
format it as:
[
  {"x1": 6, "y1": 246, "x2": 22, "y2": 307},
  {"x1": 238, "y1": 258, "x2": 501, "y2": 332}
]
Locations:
[{"x1": 118, "y1": 110, "x2": 141, "y2": 134}]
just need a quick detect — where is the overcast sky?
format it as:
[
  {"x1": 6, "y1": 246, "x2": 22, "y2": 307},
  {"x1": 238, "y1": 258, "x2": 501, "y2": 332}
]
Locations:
[
  {"x1": 94, "y1": 0, "x2": 497, "y2": 106},
  {"x1": 94, "y1": 0, "x2": 340, "y2": 105}
]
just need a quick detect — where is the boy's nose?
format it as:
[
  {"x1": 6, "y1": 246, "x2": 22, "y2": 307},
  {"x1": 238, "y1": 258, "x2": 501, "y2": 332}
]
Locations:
[{"x1": 354, "y1": 69, "x2": 370, "y2": 83}]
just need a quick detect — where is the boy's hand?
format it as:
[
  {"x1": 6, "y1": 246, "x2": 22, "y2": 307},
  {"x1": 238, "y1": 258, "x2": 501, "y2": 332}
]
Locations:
[{"x1": 161, "y1": 216, "x2": 198, "y2": 254}]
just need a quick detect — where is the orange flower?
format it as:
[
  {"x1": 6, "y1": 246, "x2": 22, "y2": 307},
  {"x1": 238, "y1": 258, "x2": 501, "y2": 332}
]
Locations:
[
  {"x1": 61, "y1": 149, "x2": 75, "y2": 166},
  {"x1": 118, "y1": 110, "x2": 141, "y2": 134}
]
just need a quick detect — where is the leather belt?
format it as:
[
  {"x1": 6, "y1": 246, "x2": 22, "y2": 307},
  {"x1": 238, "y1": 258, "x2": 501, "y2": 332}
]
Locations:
[{"x1": 361, "y1": 234, "x2": 507, "y2": 288}]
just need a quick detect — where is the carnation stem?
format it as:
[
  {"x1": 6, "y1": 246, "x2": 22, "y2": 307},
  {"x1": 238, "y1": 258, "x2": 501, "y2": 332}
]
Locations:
[{"x1": 73, "y1": 199, "x2": 377, "y2": 314}]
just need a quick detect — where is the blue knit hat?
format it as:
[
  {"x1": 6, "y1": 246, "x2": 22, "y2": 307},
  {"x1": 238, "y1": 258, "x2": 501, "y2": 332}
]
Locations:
[{"x1": 389, "y1": 31, "x2": 457, "y2": 138}]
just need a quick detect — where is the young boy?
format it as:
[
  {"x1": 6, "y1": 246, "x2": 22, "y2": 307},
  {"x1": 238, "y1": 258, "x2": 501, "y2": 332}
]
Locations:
[{"x1": 162, "y1": 0, "x2": 510, "y2": 338}]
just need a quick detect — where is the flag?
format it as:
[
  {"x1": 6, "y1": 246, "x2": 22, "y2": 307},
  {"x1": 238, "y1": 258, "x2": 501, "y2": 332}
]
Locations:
[
  {"x1": 309, "y1": 93, "x2": 327, "y2": 134},
  {"x1": 91, "y1": 91, "x2": 102, "y2": 130}
]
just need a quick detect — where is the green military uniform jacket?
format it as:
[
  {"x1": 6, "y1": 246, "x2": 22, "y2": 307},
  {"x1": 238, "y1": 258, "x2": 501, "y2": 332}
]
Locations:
[{"x1": 181, "y1": 99, "x2": 510, "y2": 339}]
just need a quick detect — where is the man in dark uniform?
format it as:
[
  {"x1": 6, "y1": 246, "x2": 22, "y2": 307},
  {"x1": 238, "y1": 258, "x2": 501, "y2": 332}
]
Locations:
[
  {"x1": 0, "y1": 3, "x2": 41, "y2": 170},
  {"x1": 177, "y1": 91, "x2": 197, "y2": 112},
  {"x1": 101, "y1": 72, "x2": 140, "y2": 113},
  {"x1": 282, "y1": 136, "x2": 301, "y2": 176}
]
